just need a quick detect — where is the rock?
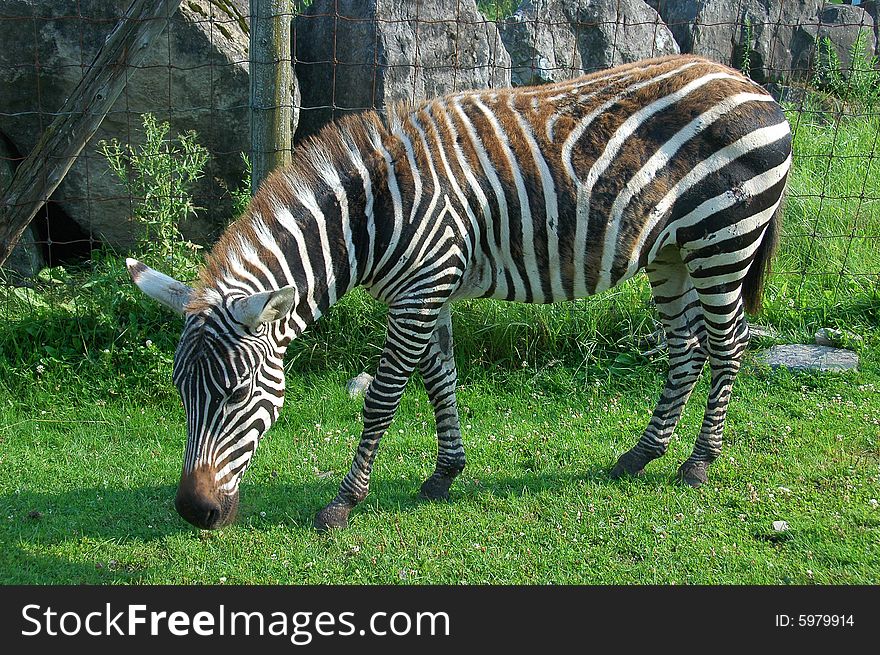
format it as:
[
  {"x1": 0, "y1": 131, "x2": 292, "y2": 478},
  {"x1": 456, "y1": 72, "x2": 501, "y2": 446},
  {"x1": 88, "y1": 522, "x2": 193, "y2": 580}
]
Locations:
[
  {"x1": 759, "y1": 344, "x2": 859, "y2": 372},
  {"x1": 814, "y1": 327, "x2": 862, "y2": 347},
  {"x1": 1, "y1": 138, "x2": 44, "y2": 280},
  {"x1": 293, "y1": 0, "x2": 510, "y2": 139},
  {"x1": 748, "y1": 324, "x2": 778, "y2": 341},
  {"x1": 500, "y1": 0, "x2": 679, "y2": 87},
  {"x1": 653, "y1": 0, "x2": 823, "y2": 83},
  {"x1": 813, "y1": 328, "x2": 838, "y2": 346},
  {"x1": 0, "y1": 1, "x2": 299, "y2": 250},
  {"x1": 346, "y1": 372, "x2": 374, "y2": 398},
  {"x1": 772, "y1": 520, "x2": 790, "y2": 532},
  {"x1": 815, "y1": 4, "x2": 876, "y2": 80}
]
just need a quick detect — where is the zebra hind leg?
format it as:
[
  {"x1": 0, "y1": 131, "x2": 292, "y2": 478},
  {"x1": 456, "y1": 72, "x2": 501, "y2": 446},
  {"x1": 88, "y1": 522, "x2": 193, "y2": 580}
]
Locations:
[
  {"x1": 417, "y1": 305, "x2": 466, "y2": 501},
  {"x1": 676, "y1": 285, "x2": 750, "y2": 488},
  {"x1": 611, "y1": 247, "x2": 708, "y2": 479}
]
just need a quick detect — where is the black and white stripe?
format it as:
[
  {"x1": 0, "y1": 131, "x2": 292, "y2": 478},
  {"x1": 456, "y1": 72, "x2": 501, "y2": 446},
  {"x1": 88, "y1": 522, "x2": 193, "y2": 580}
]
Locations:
[{"x1": 129, "y1": 54, "x2": 792, "y2": 530}]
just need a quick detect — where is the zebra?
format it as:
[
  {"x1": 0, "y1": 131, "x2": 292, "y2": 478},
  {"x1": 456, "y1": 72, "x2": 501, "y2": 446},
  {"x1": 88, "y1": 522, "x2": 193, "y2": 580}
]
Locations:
[{"x1": 127, "y1": 54, "x2": 792, "y2": 531}]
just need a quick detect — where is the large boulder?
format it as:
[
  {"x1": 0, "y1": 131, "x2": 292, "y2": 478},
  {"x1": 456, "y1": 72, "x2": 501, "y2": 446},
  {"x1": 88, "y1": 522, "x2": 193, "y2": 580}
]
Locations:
[
  {"x1": 0, "y1": 1, "x2": 298, "y2": 251},
  {"x1": 293, "y1": 0, "x2": 511, "y2": 139},
  {"x1": 501, "y1": 0, "x2": 679, "y2": 87},
  {"x1": 652, "y1": 0, "x2": 823, "y2": 82}
]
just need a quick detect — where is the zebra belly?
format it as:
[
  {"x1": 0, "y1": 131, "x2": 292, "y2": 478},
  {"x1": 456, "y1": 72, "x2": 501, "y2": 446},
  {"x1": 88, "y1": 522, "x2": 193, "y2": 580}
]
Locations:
[{"x1": 451, "y1": 246, "x2": 593, "y2": 304}]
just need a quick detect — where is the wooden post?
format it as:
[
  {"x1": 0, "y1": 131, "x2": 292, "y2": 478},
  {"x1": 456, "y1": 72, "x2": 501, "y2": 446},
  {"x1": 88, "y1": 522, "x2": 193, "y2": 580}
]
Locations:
[
  {"x1": 0, "y1": 0, "x2": 184, "y2": 268},
  {"x1": 249, "y1": 0, "x2": 294, "y2": 195}
]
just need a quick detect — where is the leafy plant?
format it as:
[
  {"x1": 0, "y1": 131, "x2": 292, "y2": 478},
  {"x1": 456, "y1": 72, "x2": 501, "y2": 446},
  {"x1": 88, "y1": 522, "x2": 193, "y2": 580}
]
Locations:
[
  {"x1": 0, "y1": 115, "x2": 216, "y2": 399},
  {"x1": 845, "y1": 29, "x2": 880, "y2": 108},
  {"x1": 232, "y1": 153, "x2": 253, "y2": 219},
  {"x1": 739, "y1": 17, "x2": 754, "y2": 79},
  {"x1": 98, "y1": 113, "x2": 209, "y2": 280},
  {"x1": 813, "y1": 29, "x2": 880, "y2": 110},
  {"x1": 291, "y1": 0, "x2": 314, "y2": 17},
  {"x1": 476, "y1": 0, "x2": 518, "y2": 21}
]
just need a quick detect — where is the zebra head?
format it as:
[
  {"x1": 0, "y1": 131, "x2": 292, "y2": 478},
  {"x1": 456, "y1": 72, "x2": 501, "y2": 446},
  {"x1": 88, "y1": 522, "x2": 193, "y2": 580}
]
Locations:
[{"x1": 126, "y1": 259, "x2": 297, "y2": 529}]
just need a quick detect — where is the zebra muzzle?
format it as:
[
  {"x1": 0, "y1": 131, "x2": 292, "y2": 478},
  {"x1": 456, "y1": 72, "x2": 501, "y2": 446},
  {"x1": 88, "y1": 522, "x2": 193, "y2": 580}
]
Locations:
[{"x1": 175, "y1": 466, "x2": 239, "y2": 529}]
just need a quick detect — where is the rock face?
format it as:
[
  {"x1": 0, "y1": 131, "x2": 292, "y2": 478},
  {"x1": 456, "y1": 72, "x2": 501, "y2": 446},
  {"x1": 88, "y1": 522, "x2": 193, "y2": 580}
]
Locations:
[
  {"x1": 3, "y1": 0, "x2": 878, "y2": 265},
  {"x1": 501, "y1": 0, "x2": 679, "y2": 87},
  {"x1": 293, "y1": 0, "x2": 511, "y2": 139},
  {"x1": 653, "y1": 0, "x2": 824, "y2": 82},
  {"x1": 0, "y1": 138, "x2": 44, "y2": 280},
  {"x1": 0, "y1": 0, "x2": 298, "y2": 251}
]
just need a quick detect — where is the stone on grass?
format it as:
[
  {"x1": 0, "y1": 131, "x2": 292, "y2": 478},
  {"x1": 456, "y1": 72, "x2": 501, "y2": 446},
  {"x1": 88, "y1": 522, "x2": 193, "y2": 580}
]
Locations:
[
  {"x1": 759, "y1": 344, "x2": 859, "y2": 373},
  {"x1": 814, "y1": 327, "x2": 862, "y2": 348},
  {"x1": 772, "y1": 520, "x2": 790, "y2": 532},
  {"x1": 748, "y1": 324, "x2": 777, "y2": 342},
  {"x1": 346, "y1": 372, "x2": 374, "y2": 398}
]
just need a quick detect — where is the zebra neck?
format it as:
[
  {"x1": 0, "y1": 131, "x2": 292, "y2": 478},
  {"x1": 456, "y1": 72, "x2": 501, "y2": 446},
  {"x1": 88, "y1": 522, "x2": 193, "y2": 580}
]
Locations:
[{"x1": 195, "y1": 112, "x2": 399, "y2": 336}]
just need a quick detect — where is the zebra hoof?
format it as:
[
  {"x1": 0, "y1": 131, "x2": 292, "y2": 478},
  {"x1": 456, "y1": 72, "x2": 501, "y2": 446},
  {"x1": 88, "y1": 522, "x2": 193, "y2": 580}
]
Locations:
[
  {"x1": 419, "y1": 474, "x2": 454, "y2": 501},
  {"x1": 313, "y1": 501, "x2": 352, "y2": 531},
  {"x1": 610, "y1": 449, "x2": 647, "y2": 479},
  {"x1": 677, "y1": 461, "x2": 709, "y2": 488}
]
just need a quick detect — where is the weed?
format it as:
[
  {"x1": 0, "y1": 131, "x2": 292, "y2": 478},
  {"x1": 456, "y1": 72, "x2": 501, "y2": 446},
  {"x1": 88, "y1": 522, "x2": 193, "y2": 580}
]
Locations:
[
  {"x1": 98, "y1": 113, "x2": 209, "y2": 280},
  {"x1": 232, "y1": 153, "x2": 253, "y2": 218},
  {"x1": 740, "y1": 17, "x2": 754, "y2": 79},
  {"x1": 813, "y1": 29, "x2": 880, "y2": 111},
  {"x1": 476, "y1": 0, "x2": 519, "y2": 21}
]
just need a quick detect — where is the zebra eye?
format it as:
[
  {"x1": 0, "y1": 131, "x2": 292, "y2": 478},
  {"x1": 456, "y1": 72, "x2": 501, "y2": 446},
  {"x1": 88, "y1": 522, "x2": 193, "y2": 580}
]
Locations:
[{"x1": 228, "y1": 386, "x2": 249, "y2": 404}]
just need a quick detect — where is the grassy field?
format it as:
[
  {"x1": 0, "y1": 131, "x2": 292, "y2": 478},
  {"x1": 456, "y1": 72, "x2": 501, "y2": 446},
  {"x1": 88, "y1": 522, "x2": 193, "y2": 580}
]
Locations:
[
  {"x1": 1, "y1": 94, "x2": 879, "y2": 585},
  {"x1": 1, "y1": 334, "x2": 879, "y2": 584}
]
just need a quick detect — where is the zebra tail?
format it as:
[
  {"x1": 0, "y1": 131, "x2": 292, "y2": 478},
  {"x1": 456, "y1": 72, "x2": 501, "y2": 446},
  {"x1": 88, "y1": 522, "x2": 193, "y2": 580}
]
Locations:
[{"x1": 742, "y1": 201, "x2": 783, "y2": 315}]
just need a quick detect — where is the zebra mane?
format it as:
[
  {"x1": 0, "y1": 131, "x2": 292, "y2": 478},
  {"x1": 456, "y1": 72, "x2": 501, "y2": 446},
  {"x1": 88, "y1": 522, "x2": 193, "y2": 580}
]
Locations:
[{"x1": 186, "y1": 110, "x2": 392, "y2": 314}]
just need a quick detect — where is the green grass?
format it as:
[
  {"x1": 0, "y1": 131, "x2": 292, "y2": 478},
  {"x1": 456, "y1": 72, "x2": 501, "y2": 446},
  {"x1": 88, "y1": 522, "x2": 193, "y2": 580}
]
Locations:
[
  {"x1": 775, "y1": 108, "x2": 880, "y2": 304},
  {"x1": 1, "y1": 317, "x2": 879, "y2": 584}
]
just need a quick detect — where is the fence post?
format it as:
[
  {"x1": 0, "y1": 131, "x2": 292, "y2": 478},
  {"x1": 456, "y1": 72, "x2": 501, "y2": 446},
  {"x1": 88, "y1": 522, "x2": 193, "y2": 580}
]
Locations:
[
  {"x1": 0, "y1": 0, "x2": 184, "y2": 269},
  {"x1": 249, "y1": 0, "x2": 294, "y2": 195}
]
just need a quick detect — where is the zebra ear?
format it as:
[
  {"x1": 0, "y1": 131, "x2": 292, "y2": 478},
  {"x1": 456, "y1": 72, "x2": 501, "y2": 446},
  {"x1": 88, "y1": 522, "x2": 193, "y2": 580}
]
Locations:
[
  {"x1": 229, "y1": 286, "x2": 297, "y2": 329},
  {"x1": 126, "y1": 258, "x2": 192, "y2": 315}
]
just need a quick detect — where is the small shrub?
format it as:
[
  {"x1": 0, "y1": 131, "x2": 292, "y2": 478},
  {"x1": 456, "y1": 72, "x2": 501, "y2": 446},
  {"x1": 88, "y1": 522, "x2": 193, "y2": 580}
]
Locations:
[
  {"x1": 813, "y1": 30, "x2": 880, "y2": 110},
  {"x1": 98, "y1": 113, "x2": 209, "y2": 280},
  {"x1": 739, "y1": 17, "x2": 754, "y2": 79},
  {"x1": 476, "y1": 0, "x2": 518, "y2": 21},
  {"x1": 232, "y1": 153, "x2": 253, "y2": 218}
]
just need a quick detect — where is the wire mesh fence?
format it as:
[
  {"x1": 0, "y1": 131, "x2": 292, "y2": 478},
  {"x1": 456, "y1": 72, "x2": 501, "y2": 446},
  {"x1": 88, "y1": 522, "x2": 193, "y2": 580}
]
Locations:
[{"x1": 0, "y1": 0, "x2": 878, "y2": 364}]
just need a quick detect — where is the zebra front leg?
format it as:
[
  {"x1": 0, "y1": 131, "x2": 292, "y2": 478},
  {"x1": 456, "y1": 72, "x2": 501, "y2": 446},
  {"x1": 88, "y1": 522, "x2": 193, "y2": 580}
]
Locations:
[
  {"x1": 417, "y1": 305, "x2": 466, "y2": 501},
  {"x1": 612, "y1": 250, "x2": 707, "y2": 478},
  {"x1": 314, "y1": 304, "x2": 438, "y2": 531}
]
